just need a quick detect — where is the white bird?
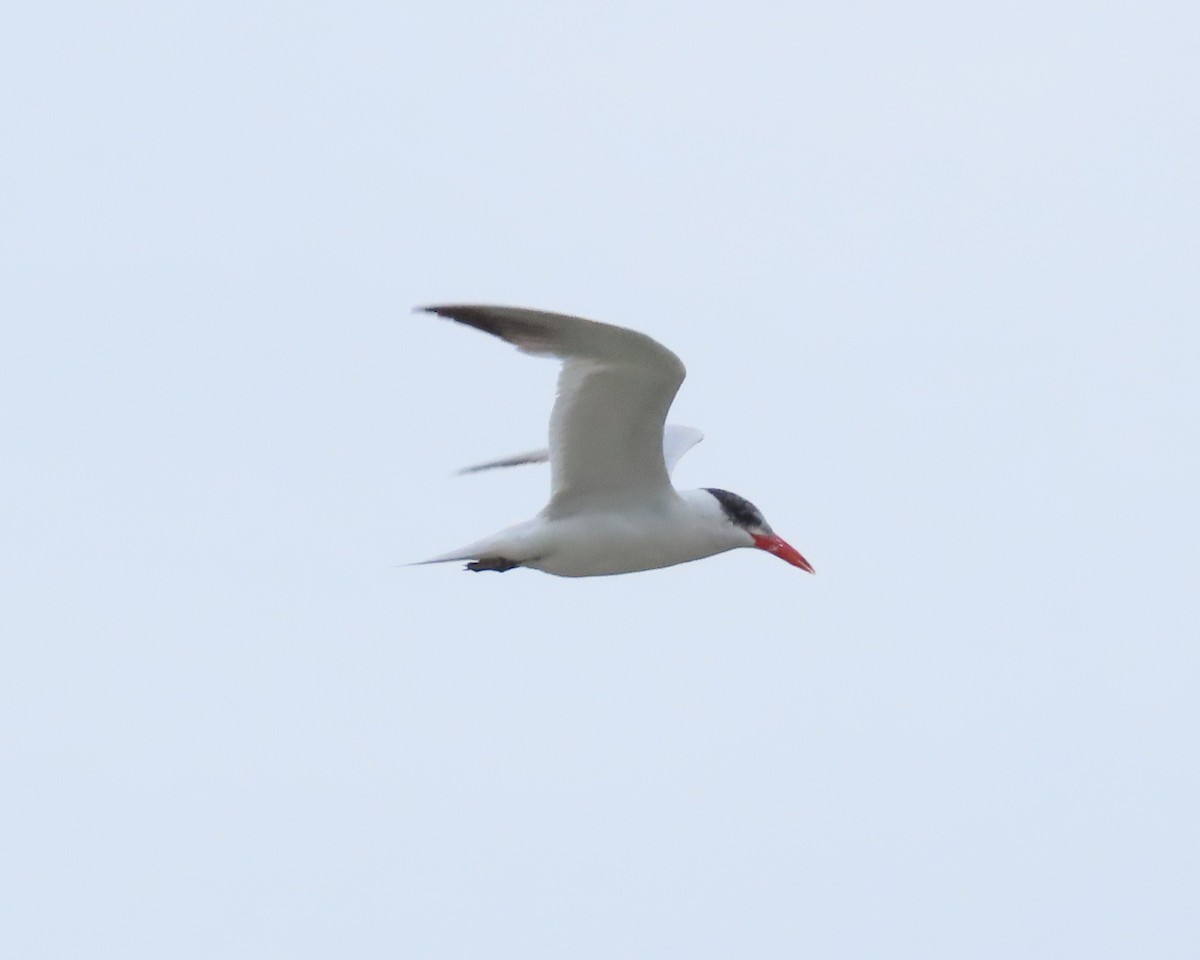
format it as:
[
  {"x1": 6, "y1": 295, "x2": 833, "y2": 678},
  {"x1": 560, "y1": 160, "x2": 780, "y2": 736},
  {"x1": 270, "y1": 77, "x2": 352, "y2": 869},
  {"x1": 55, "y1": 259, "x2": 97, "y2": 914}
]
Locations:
[{"x1": 416, "y1": 305, "x2": 814, "y2": 578}]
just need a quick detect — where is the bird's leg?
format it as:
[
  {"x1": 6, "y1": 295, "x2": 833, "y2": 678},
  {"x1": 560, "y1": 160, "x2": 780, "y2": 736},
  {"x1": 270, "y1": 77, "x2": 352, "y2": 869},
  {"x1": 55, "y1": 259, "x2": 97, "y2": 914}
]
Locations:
[{"x1": 465, "y1": 557, "x2": 522, "y2": 573}]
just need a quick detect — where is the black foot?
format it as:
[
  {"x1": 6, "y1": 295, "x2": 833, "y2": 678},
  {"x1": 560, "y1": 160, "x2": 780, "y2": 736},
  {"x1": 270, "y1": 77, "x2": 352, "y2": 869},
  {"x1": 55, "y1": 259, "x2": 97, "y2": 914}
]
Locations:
[{"x1": 465, "y1": 557, "x2": 521, "y2": 573}]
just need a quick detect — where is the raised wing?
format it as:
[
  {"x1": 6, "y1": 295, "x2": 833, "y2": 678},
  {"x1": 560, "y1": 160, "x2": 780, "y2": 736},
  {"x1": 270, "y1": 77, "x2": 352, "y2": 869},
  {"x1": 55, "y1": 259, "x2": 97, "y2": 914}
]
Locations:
[
  {"x1": 421, "y1": 305, "x2": 687, "y2": 514},
  {"x1": 459, "y1": 423, "x2": 704, "y2": 476}
]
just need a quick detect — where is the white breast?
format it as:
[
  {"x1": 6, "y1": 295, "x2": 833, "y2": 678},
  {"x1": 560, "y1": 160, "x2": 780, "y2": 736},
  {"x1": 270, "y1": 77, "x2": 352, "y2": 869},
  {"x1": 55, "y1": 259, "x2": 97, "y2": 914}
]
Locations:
[{"x1": 518, "y1": 491, "x2": 751, "y2": 577}]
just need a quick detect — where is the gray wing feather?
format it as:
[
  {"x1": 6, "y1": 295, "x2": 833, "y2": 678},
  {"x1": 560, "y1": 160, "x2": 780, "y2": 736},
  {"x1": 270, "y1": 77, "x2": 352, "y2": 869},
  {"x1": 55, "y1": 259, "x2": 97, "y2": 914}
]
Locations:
[
  {"x1": 458, "y1": 424, "x2": 703, "y2": 477},
  {"x1": 422, "y1": 305, "x2": 688, "y2": 514}
]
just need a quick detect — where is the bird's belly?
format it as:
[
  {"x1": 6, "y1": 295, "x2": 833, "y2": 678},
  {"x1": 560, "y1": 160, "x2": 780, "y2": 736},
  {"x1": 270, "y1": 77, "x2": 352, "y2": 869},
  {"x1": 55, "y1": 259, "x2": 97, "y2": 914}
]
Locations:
[{"x1": 524, "y1": 513, "x2": 728, "y2": 578}]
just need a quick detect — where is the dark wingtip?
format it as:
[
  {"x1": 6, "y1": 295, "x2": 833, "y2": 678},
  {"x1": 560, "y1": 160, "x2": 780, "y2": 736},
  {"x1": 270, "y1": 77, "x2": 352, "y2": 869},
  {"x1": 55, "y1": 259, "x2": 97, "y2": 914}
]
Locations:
[
  {"x1": 418, "y1": 304, "x2": 492, "y2": 331},
  {"x1": 416, "y1": 304, "x2": 472, "y2": 320},
  {"x1": 416, "y1": 304, "x2": 455, "y2": 318},
  {"x1": 418, "y1": 304, "x2": 479, "y2": 316},
  {"x1": 416, "y1": 304, "x2": 540, "y2": 343}
]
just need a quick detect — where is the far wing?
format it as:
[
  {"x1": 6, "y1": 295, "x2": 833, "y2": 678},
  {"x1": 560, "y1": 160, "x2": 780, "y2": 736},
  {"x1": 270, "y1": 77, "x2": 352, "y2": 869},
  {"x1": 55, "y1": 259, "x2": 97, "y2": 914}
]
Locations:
[
  {"x1": 459, "y1": 423, "x2": 704, "y2": 476},
  {"x1": 457, "y1": 447, "x2": 549, "y2": 474},
  {"x1": 421, "y1": 305, "x2": 687, "y2": 514},
  {"x1": 661, "y1": 424, "x2": 703, "y2": 474}
]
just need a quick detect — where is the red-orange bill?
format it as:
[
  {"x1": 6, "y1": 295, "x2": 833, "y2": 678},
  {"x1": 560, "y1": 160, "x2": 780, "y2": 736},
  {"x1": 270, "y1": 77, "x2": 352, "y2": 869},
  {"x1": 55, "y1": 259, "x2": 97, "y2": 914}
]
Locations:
[{"x1": 752, "y1": 533, "x2": 815, "y2": 574}]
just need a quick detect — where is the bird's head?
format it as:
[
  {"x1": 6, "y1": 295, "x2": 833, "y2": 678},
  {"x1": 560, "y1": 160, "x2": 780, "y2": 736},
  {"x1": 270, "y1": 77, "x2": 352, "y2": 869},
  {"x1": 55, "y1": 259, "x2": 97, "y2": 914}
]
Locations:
[{"x1": 703, "y1": 487, "x2": 814, "y2": 573}]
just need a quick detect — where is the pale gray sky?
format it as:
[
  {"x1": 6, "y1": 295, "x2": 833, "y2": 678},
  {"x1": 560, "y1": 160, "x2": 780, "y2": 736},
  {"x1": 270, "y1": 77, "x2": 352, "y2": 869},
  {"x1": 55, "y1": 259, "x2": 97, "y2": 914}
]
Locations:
[{"x1": 3, "y1": 2, "x2": 1198, "y2": 957}]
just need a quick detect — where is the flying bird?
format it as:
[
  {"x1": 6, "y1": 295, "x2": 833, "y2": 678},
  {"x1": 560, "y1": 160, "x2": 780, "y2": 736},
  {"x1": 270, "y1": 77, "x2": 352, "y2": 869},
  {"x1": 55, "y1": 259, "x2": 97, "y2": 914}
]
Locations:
[{"x1": 416, "y1": 305, "x2": 814, "y2": 578}]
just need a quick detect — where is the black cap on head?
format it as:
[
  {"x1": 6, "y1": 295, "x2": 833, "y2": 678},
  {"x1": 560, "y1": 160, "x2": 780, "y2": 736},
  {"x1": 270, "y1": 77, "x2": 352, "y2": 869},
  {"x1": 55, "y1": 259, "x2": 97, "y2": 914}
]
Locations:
[{"x1": 704, "y1": 488, "x2": 768, "y2": 531}]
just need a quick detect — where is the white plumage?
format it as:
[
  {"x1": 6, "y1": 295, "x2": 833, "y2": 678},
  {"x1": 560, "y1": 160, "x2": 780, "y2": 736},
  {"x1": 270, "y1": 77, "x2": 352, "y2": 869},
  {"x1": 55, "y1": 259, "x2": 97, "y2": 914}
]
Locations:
[{"x1": 416, "y1": 305, "x2": 813, "y2": 578}]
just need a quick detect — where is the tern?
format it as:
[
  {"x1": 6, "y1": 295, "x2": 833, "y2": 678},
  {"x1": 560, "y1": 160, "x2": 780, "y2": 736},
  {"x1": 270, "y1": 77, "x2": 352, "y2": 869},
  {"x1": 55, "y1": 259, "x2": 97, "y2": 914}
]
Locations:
[{"x1": 416, "y1": 305, "x2": 814, "y2": 578}]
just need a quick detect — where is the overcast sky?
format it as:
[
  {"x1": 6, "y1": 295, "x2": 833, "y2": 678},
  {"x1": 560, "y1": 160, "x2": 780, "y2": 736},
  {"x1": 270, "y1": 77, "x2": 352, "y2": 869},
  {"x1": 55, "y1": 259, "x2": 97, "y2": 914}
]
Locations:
[{"x1": 3, "y1": 2, "x2": 1198, "y2": 957}]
